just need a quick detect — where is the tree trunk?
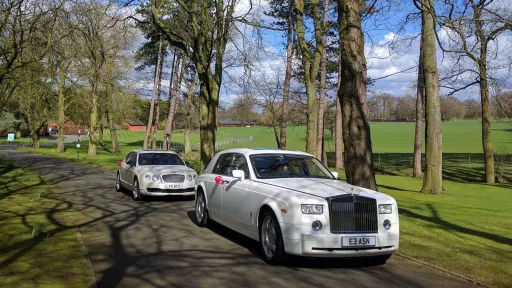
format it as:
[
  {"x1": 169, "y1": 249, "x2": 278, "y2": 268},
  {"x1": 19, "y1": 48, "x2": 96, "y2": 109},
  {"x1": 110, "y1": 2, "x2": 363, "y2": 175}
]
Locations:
[
  {"x1": 98, "y1": 121, "x2": 104, "y2": 149},
  {"x1": 413, "y1": 34, "x2": 425, "y2": 178},
  {"x1": 316, "y1": 0, "x2": 330, "y2": 158},
  {"x1": 88, "y1": 93, "x2": 98, "y2": 158},
  {"x1": 295, "y1": 0, "x2": 322, "y2": 155},
  {"x1": 31, "y1": 129, "x2": 40, "y2": 148},
  {"x1": 165, "y1": 55, "x2": 184, "y2": 149},
  {"x1": 335, "y1": 92, "x2": 344, "y2": 170},
  {"x1": 280, "y1": 13, "x2": 293, "y2": 150},
  {"x1": 273, "y1": 123, "x2": 280, "y2": 148},
  {"x1": 322, "y1": 135, "x2": 328, "y2": 166},
  {"x1": 143, "y1": 39, "x2": 163, "y2": 149},
  {"x1": 57, "y1": 69, "x2": 65, "y2": 153},
  {"x1": 198, "y1": 77, "x2": 218, "y2": 171},
  {"x1": 479, "y1": 61, "x2": 495, "y2": 183},
  {"x1": 420, "y1": 0, "x2": 444, "y2": 194},
  {"x1": 338, "y1": 0, "x2": 376, "y2": 190},
  {"x1": 107, "y1": 111, "x2": 119, "y2": 153},
  {"x1": 184, "y1": 75, "x2": 196, "y2": 154},
  {"x1": 473, "y1": 7, "x2": 495, "y2": 183},
  {"x1": 152, "y1": 51, "x2": 165, "y2": 150}
]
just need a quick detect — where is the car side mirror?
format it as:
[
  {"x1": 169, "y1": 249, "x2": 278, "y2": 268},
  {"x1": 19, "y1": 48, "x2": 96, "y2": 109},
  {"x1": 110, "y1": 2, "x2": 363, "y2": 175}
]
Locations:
[
  {"x1": 232, "y1": 170, "x2": 245, "y2": 181},
  {"x1": 331, "y1": 171, "x2": 339, "y2": 179},
  {"x1": 185, "y1": 161, "x2": 190, "y2": 167}
]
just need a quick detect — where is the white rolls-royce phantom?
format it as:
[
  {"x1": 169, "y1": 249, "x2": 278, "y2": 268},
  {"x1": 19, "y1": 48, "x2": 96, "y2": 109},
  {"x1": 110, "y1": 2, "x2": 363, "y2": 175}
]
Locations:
[
  {"x1": 116, "y1": 150, "x2": 198, "y2": 200},
  {"x1": 194, "y1": 148, "x2": 399, "y2": 264}
]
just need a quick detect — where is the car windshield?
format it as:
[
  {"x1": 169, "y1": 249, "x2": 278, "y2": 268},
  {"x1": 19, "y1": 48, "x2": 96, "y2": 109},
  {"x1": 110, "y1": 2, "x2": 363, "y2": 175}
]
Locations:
[
  {"x1": 137, "y1": 153, "x2": 185, "y2": 166},
  {"x1": 250, "y1": 154, "x2": 333, "y2": 179}
]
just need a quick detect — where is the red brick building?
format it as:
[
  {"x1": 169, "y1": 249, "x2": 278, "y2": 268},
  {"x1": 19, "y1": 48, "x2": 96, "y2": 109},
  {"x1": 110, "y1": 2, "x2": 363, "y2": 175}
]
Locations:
[
  {"x1": 123, "y1": 119, "x2": 147, "y2": 132},
  {"x1": 47, "y1": 120, "x2": 86, "y2": 135}
]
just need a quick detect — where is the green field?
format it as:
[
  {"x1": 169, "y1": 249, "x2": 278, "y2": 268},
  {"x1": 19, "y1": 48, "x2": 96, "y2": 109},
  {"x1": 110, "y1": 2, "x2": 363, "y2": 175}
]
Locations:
[
  {"x1": 0, "y1": 158, "x2": 89, "y2": 287},
  {"x1": 8, "y1": 120, "x2": 512, "y2": 287}
]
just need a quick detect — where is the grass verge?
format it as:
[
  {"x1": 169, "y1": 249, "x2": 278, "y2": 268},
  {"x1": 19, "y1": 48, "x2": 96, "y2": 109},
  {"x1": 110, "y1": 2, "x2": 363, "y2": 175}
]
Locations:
[
  {"x1": 371, "y1": 174, "x2": 512, "y2": 288},
  {"x1": 0, "y1": 158, "x2": 90, "y2": 287}
]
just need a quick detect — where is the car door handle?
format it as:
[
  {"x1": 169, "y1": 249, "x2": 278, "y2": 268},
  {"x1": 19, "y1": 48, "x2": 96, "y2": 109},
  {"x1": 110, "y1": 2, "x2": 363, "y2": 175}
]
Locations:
[{"x1": 222, "y1": 180, "x2": 230, "y2": 184}]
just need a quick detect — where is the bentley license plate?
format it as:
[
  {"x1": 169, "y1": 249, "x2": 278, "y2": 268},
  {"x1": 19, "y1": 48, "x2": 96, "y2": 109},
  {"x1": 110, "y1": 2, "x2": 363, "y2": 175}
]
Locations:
[
  {"x1": 342, "y1": 236, "x2": 376, "y2": 247},
  {"x1": 168, "y1": 184, "x2": 182, "y2": 189}
]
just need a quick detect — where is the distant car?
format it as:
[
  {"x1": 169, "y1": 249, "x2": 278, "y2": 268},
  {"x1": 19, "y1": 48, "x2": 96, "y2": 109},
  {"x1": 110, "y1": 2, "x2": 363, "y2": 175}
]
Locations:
[
  {"x1": 194, "y1": 148, "x2": 399, "y2": 264},
  {"x1": 116, "y1": 150, "x2": 198, "y2": 201}
]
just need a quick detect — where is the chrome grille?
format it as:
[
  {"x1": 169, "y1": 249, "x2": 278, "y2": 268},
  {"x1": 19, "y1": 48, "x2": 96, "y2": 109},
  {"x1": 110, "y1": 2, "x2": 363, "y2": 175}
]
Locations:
[
  {"x1": 161, "y1": 174, "x2": 185, "y2": 183},
  {"x1": 328, "y1": 195, "x2": 378, "y2": 233}
]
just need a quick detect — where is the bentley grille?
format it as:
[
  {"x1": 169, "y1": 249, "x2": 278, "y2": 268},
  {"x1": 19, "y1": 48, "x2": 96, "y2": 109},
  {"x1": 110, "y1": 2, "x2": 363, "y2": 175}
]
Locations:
[
  {"x1": 328, "y1": 195, "x2": 378, "y2": 233},
  {"x1": 161, "y1": 174, "x2": 185, "y2": 183}
]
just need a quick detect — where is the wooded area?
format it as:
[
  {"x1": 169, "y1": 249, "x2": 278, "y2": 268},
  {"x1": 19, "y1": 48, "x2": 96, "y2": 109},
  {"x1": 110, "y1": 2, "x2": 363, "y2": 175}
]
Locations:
[{"x1": 1, "y1": 0, "x2": 511, "y2": 192}]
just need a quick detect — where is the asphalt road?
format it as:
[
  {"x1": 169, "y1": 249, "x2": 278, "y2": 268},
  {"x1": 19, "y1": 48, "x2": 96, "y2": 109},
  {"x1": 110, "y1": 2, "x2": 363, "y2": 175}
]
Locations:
[{"x1": 0, "y1": 146, "x2": 481, "y2": 288}]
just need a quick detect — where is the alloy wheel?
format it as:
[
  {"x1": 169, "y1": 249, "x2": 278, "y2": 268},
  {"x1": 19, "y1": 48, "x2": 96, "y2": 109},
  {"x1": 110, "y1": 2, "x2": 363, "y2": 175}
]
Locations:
[{"x1": 261, "y1": 216, "x2": 277, "y2": 258}]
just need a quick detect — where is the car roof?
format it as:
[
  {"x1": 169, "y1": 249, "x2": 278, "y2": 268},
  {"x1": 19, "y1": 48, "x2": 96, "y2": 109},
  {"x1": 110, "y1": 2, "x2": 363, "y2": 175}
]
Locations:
[
  {"x1": 217, "y1": 148, "x2": 313, "y2": 157},
  {"x1": 131, "y1": 150, "x2": 178, "y2": 154}
]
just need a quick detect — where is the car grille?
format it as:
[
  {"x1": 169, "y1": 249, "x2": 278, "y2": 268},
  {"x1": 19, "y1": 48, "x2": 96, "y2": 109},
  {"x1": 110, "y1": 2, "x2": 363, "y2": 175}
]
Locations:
[
  {"x1": 161, "y1": 174, "x2": 185, "y2": 183},
  {"x1": 147, "y1": 188, "x2": 194, "y2": 193},
  {"x1": 328, "y1": 195, "x2": 378, "y2": 233}
]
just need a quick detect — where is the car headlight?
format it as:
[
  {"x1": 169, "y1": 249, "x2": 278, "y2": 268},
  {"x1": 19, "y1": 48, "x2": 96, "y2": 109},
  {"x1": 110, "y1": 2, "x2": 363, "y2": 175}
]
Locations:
[
  {"x1": 187, "y1": 174, "x2": 193, "y2": 181},
  {"x1": 301, "y1": 204, "x2": 323, "y2": 214},
  {"x1": 378, "y1": 204, "x2": 392, "y2": 214},
  {"x1": 152, "y1": 175, "x2": 160, "y2": 182},
  {"x1": 145, "y1": 175, "x2": 151, "y2": 181}
]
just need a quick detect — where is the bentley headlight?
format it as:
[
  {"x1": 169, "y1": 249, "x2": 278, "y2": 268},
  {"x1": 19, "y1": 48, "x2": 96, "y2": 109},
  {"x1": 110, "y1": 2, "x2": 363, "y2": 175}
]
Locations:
[
  {"x1": 301, "y1": 204, "x2": 323, "y2": 214},
  {"x1": 378, "y1": 204, "x2": 392, "y2": 214},
  {"x1": 187, "y1": 174, "x2": 193, "y2": 181},
  {"x1": 152, "y1": 175, "x2": 160, "y2": 182},
  {"x1": 145, "y1": 175, "x2": 151, "y2": 181}
]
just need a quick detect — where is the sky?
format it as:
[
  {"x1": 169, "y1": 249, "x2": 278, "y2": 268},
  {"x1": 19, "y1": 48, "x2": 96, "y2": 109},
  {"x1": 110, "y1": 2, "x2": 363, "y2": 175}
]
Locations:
[{"x1": 128, "y1": 0, "x2": 512, "y2": 106}]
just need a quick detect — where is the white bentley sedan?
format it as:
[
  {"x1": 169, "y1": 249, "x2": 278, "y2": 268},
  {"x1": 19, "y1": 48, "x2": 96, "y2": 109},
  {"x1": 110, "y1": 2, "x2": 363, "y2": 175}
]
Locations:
[
  {"x1": 116, "y1": 150, "x2": 197, "y2": 200},
  {"x1": 195, "y1": 148, "x2": 399, "y2": 264}
]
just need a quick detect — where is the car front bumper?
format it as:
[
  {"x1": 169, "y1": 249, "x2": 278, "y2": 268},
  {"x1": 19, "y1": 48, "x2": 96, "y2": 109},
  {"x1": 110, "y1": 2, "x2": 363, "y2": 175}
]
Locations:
[
  {"x1": 139, "y1": 181, "x2": 196, "y2": 196},
  {"x1": 281, "y1": 222, "x2": 399, "y2": 258}
]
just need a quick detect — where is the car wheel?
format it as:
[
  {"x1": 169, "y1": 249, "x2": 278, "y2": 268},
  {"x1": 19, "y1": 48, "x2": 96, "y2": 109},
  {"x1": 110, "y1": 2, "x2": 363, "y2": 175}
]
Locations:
[
  {"x1": 132, "y1": 178, "x2": 142, "y2": 201},
  {"x1": 116, "y1": 172, "x2": 123, "y2": 192},
  {"x1": 195, "y1": 191, "x2": 209, "y2": 227},
  {"x1": 259, "y1": 210, "x2": 286, "y2": 264}
]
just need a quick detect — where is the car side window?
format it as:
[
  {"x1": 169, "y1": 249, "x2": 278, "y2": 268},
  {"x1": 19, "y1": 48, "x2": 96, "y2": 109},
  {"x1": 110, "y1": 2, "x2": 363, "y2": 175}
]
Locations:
[
  {"x1": 233, "y1": 154, "x2": 250, "y2": 178},
  {"x1": 213, "y1": 153, "x2": 235, "y2": 176},
  {"x1": 125, "y1": 152, "x2": 133, "y2": 162},
  {"x1": 129, "y1": 153, "x2": 137, "y2": 165}
]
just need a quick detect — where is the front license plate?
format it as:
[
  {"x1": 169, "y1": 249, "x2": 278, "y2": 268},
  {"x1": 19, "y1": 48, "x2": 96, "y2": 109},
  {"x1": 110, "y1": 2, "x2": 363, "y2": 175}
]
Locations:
[
  {"x1": 342, "y1": 236, "x2": 376, "y2": 247},
  {"x1": 168, "y1": 184, "x2": 183, "y2": 189}
]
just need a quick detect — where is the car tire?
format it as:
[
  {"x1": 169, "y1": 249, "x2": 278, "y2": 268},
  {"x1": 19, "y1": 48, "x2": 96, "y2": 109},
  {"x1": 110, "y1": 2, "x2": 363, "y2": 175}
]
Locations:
[
  {"x1": 259, "y1": 210, "x2": 287, "y2": 265},
  {"x1": 195, "y1": 190, "x2": 209, "y2": 227},
  {"x1": 116, "y1": 172, "x2": 123, "y2": 192},
  {"x1": 132, "y1": 178, "x2": 142, "y2": 201}
]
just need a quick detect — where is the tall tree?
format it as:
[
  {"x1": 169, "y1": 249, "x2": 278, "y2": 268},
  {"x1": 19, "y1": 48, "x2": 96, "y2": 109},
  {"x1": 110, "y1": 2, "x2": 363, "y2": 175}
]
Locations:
[
  {"x1": 437, "y1": 0, "x2": 511, "y2": 183},
  {"x1": 183, "y1": 64, "x2": 197, "y2": 154},
  {"x1": 0, "y1": 0, "x2": 61, "y2": 106},
  {"x1": 164, "y1": 54, "x2": 185, "y2": 149},
  {"x1": 144, "y1": 38, "x2": 164, "y2": 149},
  {"x1": 74, "y1": 1, "x2": 130, "y2": 158},
  {"x1": 335, "y1": 62, "x2": 343, "y2": 170},
  {"x1": 415, "y1": 0, "x2": 444, "y2": 193},
  {"x1": 316, "y1": 0, "x2": 331, "y2": 159},
  {"x1": 413, "y1": 34, "x2": 424, "y2": 178},
  {"x1": 150, "y1": 0, "x2": 240, "y2": 170},
  {"x1": 151, "y1": 50, "x2": 165, "y2": 150},
  {"x1": 294, "y1": 0, "x2": 323, "y2": 155},
  {"x1": 265, "y1": 0, "x2": 295, "y2": 150},
  {"x1": 338, "y1": 0, "x2": 376, "y2": 190}
]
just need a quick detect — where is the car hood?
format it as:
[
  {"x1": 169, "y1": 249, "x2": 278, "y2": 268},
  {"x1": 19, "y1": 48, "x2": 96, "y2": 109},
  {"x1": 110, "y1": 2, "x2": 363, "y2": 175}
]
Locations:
[
  {"x1": 137, "y1": 165, "x2": 196, "y2": 175},
  {"x1": 256, "y1": 178, "x2": 393, "y2": 201}
]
